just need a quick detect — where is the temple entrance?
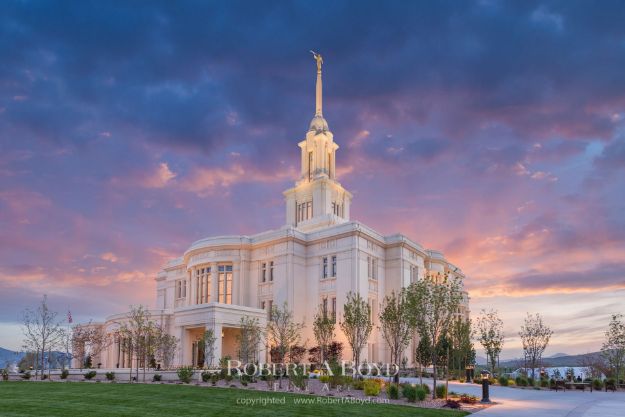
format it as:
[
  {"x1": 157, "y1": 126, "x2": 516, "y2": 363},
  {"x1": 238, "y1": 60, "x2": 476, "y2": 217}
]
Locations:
[{"x1": 191, "y1": 340, "x2": 205, "y2": 367}]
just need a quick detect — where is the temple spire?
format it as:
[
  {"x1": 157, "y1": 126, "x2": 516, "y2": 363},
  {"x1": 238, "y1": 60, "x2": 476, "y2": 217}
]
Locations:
[{"x1": 311, "y1": 51, "x2": 323, "y2": 116}]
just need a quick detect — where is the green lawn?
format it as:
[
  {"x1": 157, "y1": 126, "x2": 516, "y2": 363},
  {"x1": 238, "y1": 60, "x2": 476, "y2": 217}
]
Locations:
[{"x1": 0, "y1": 381, "x2": 468, "y2": 417}]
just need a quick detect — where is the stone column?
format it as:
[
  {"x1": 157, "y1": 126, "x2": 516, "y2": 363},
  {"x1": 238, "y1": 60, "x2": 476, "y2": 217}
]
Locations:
[
  {"x1": 211, "y1": 262, "x2": 219, "y2": 303},
  {"x1": 212, "y1": 323, "x2": 223, "y2": 365}
]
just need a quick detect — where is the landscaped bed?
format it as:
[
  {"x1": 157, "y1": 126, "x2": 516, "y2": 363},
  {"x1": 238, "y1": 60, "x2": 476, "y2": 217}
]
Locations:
[{"x1": 0, "y1": 381, "x2": 469, "y2": 417}]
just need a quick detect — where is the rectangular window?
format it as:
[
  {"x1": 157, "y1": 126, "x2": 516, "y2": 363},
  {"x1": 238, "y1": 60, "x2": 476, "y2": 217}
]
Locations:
[
  {"x1": 410, "y1": 265, "x2": 419, "y2": 283},
  {"x1": 175, "y1": 280, "x2": 187, "y2": 299},
  {"x1": 367, "y1": 257, "x2": 377, "y2": 280},
  {"x1": 331, "y1": 255, "x2": 337, "y2": 277},
  {"x1": 218, "y1": 265, "x2": 233, "y2": 304},
  {"x1": 332, "y1": 297, "x2": 336, "y2": 323},
  {"x1": 367, "y1": 256, "x2": 371, "y2": 279},
  {"x1": 261, "y1": 300, "x2": 266, "y2": 310},
  {"x1": 268, "y1": 300, "x2": 273, "y2": 321},
  {"x1": 308, "y1": 152, "x2": 313, "y2": 180},
  {"x1": 261, "y1": 262, "x2": 266, "y2": 283},
  {"x1": 269, "y1": 261, "x2": 274, "y2": 281},
  {"x1": 307, "y1": 201, "x2": 312, "y2": 219},
  {"x1": 322, "y1": 257, "x2": 328, "y2": 279},
  {"x1": 323, "y1": 298, "x2": 328, "y2": 318},
  {"x1": 195, "y1": 267, "x2": 211, "y2": 304}
]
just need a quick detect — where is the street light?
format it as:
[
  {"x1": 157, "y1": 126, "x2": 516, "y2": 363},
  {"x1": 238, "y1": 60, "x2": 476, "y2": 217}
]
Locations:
[
  {"x1": 465, "y1": 364, "x2": 475, "y2": 383},
  {"x1": 480, "y1": 370, "x2": 491, "y2": 403}
]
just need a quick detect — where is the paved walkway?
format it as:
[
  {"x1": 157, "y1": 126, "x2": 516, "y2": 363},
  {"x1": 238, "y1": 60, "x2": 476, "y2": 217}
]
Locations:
[{"x1": 400, "y1": 378, "x2": 625, "y2": 417}]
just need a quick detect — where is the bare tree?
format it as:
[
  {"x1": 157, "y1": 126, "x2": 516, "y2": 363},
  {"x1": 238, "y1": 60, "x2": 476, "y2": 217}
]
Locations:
[
  {"x1": 476, "y1": 309, "x2": 504, "y2": 375},
  {"x1": 519, "y1": 313, "x2": 553, "y2": 380},
  {"x1": 406, "y1": 272, "x2": 463, "y2": 398},
  {"x1": 118, "y1": 305, "x2": 152, "y2": 382},
  {"x1": 339, "y1": 292, "x2": 372, "y2": 372},
  {"x1": 267, "y1": 302, "x2": 304, "y2": 388},
  {"x1": 71, "y1": 322, "x2": 111, "y2": 370},
  {"x1": 312, "y1": 303, "x2": 335, "y2": 364},
  {"x1": 237, "y1": 316, "x2": 263, "y2": 364},
  {"x1": 601, "y1": 314, "x2": 625, "y2": 381},
  {"x1": 379, "y1": 289, "x2": 412, "y2": 383},
  {"x1": 21, "y1": 295, "x2": 65, "y2": 379}
]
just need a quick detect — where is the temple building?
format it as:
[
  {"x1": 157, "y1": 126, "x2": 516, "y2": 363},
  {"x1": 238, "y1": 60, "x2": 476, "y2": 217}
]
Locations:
[{"x1": 78, "y1": 54, "x2": 469, "y2": 369}]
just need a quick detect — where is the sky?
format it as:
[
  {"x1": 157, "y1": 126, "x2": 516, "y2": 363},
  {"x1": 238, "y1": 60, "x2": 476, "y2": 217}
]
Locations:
[{"x1": 1, "y1": 1, "x2": 624, "y2": 359}]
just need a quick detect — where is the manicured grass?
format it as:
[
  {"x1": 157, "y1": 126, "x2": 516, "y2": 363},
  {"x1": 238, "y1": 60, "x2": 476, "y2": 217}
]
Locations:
[{"x1": 0, "y1": 381, "x2": 468, "y2": 417}]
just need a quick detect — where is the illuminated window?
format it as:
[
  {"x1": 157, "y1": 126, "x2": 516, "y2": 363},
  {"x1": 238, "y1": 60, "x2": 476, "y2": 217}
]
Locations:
[
  {"x1": 218, "y1": 265, "x2": 233, "y2": 304},
  {"x1": 195, "y1": 267, "x2": 211, "y2": 304}
]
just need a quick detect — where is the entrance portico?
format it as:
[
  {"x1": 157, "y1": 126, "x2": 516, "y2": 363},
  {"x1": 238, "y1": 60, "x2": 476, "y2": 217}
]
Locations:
[{"x1": 174, "y1": 303, "x2": 266, "y2": 367}]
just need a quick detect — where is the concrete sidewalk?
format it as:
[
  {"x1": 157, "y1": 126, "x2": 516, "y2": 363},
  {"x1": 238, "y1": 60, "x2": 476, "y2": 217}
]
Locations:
[{"x1": 400, "y1": 377, "x2": 625, "y2": 417}]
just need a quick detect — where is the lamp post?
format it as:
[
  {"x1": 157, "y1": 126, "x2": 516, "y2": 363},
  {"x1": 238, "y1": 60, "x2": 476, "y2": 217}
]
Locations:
[
  {"x1": 481, "y1": 370, "x2": 491, "y2": 403},
  {"x1": 465, "y1": 364, "x2": 475, "y2": 383}
]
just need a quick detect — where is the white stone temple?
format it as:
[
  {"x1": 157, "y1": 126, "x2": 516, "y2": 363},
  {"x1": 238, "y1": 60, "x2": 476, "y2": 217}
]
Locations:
[{"x1": 80, "y1": 54, "x2": 469, "y2": 369}]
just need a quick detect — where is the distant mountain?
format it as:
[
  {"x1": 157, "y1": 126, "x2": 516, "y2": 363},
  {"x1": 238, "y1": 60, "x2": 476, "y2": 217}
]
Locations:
[
  {"x1": 498, "y1": 351, "x2": 603, "y2": 368},
  {"x1": 0, "y1": 347, "x2": 25, "y2": 369}
]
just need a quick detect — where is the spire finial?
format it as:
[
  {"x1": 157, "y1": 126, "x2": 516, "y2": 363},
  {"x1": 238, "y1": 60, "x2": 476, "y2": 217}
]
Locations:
[{"x1": 310, "y1": 51, "x2": 323, "y2": 116}]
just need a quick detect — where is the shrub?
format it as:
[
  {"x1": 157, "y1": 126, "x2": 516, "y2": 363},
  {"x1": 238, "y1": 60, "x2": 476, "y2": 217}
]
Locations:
[
  {"x1": 508, "y1": 379, "x2": 516, "y2": 386},
  {"x1": 201, "y1": 371, "x2": 212, "y2": 383},
  {"x1": 291, "y1": 371, "x2": 308, "y2": 390},
  {"x1": 351, "y1": 379, "x2": 364, "y2": 390},
  {"x1": 540, "y1": 379, "x2": 548, "y2": 388},
  {"x1": 387, "y1": 383, "x2": 399, "y2": 399},
  {"x1": 1, "y1": 368, "x2": 8, "y2": 381},
  {"x1": 177, "y1": 366, "x2": 194, "y2": 384},
  {"x1": 105, "y1": 372, "x2": 115, "y2": 381},
  {"x1": 592, "y1": 379, "x2": 603, "y2": 390},
  {"x1": 60, "y1": 369, "x2": 69, "y2": 380},
  {"x1": 527, "y1": 377, "x2": 535, "y2": 387},
  {"x1": 460, "y1": 394, "x2": 477, "y2": 404},
  {"x1": 363, "y1": 379, "x2": 381, "y2": 396},
  {"x1": 210, "y1": 373, "x2": 220, "y2": 385},
  {"x1": 319, "y1": 375, "x2": 330, "y2": 384},
  {"x1": 420, "y1": 383, "x2": 431, "y2": 394},
  {"x1": 435, "y1": 384, "x2": 447, "y2": 399},
  {"x1": 84, "y1": 371, "x2": 97, "y2": 380},
  {"x1": 516, "y1": 376, "x2": 528, "y2": 387},
  {"x1": 401, "y1": 384, "x2": 416, "y2": 402},
  {"x1": 444, "y1": 399, "x2": 461, "y2": 409},
  {"x1": 22, "y1": 372, "x2": 31, "y2": 380},
  {"x1": 498, "y1": 376, "x2": 508, "y2": 386},
  {"x1": 152, "y1": 374, "x2": 162, "y2": 382},
  {"x1": 416, "y1": 387, "x2": 427, "y2": 401}
]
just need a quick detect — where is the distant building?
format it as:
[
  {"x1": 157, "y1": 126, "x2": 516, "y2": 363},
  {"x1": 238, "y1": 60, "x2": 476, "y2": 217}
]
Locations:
[{"x1": 76, "y1": 56, "x2": 469, "y2": 369}]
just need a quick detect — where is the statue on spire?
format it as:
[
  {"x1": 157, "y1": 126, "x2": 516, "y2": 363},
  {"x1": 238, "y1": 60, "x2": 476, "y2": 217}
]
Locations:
[{"x1": 310, "y1": 50, "x2": 323, "y2": 73}]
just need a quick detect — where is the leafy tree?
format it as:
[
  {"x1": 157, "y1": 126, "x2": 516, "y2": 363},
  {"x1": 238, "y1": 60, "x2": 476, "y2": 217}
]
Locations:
[
  {"x1": 450, "y1": 318, "x2": 475, "y2": 375},
  {"x1": 312, "y1": 303, "x2": 335, "y2": 364},
  {"x1": 476, "y1": 309, "x2": 504, "y2": 374},
  {"x1": 236, "y1": 316, "x2": 263, "y2": 364},
  {"x1": 519, "y1": 313, "x2": 553, "y2": 380},
  {"x1": 379, "y1": 290, "x2": 412, "y2": 382},
  {"x1": 118, "y1": 305, "x2": 153, "y2": 382},
  {"x1": 414, "y1": 333, "x2": 431, "y2": 385},
  {"x1": 601, "y1": 314, "x2": 625, "y2": 381},
  {"x1": 406, "y1": 272, "x2": 463, "y2": 398},
  {"x1": 202, "y1": 328, "x2": 217, "y2": 368},
  {"x1": 267, "y1": 302, "x2": 304, "y2": 388},
  {"x1": 339, "y1": 292, "x2": 372, "y2": 370}
]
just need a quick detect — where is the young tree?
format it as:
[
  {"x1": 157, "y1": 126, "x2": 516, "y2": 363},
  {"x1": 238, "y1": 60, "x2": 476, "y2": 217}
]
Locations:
[
  {"x1": 379, "y1": 290, "x2": 412, "y2": 382},
  {"x1": 450, "y1": 317, "x2": 475, "y2": 376},
  {"x1": 155, "y1": 326, "x2": 178, "y2": 369},
  {"x1": 339, "y1": 292, "x2": 372, "y2": 371},
  {"x1": 312, "y1": 303, "x2": 335, "y2": 364},
  {"x1": 601, "y1": 314, "x2": 625, "y2": 382},
  {"x1": 21, "y1": 295, "x2": 65, "y2": 379},
  {"x1": 202, "y1": 328, "x2": 217, "y2": 368},
  {"x1": 266, "y1": 302, "x2": 304, "y2": 388},
  {"x1": 406, "y1": 272, "x2": 463, "y2": 398},
  {"x1": 237, "y1": 316, "x2": 263, "y2": 364},
  {"x1": 518, "y1": 313, "x2": 553, "y2": 380},
  {"x1": 118, "y1": 305, "x2": 152, "y2": 382},
  {"x1": 476, "y1": 309, "x2": 504, "y2": 374},
  {"x1": 415, "y1": 333, "x2": 431, "y2": 385}
]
